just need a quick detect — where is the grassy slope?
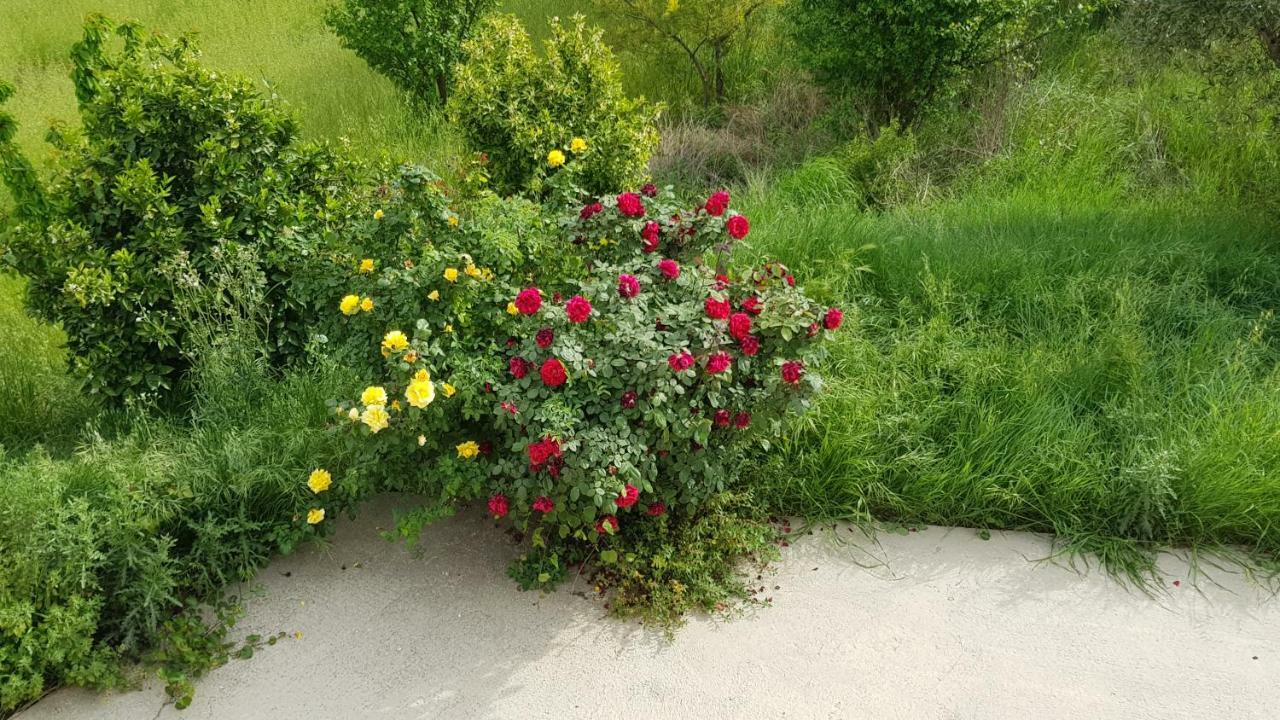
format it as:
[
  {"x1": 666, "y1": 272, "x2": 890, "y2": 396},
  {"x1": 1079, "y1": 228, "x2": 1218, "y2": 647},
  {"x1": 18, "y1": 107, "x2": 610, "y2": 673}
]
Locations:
[{"x1": 2, "y1": 0, "x2": 1278, "y2": 573}]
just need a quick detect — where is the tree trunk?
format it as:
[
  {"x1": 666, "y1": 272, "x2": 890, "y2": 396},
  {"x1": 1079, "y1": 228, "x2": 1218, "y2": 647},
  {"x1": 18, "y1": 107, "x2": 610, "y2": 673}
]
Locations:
[
  {"x1": 1260, "y1": 25, "x2": 1280, "y2": 69},
  {"x1": 435, "y1": 72, "x2": 449, "y2": 105},
  {"x1": 713, "y1": 39, "x2": 727, "y2": 104}
]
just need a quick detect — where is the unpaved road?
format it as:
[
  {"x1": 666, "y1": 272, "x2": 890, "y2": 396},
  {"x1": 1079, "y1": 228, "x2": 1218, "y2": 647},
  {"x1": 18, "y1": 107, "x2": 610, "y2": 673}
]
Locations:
[{"x1": 19, "y1": 494, "x2": 1279, "y2": 719}]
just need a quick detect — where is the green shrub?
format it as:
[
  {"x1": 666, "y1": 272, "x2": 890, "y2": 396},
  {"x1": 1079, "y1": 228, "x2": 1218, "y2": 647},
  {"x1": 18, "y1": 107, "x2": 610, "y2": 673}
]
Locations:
[
  {"x1": 449, "y1": 13, "x2": 660, "y2": 196},
  {"x1": 324, "y1": 0, "x2": 498, "y2": 106},
  {"x1": 775, "y1": 126, "x2": 921, "y2": 209},
  {"x1": 0, "y1": 17, "x2": 369, "y2": 403}
]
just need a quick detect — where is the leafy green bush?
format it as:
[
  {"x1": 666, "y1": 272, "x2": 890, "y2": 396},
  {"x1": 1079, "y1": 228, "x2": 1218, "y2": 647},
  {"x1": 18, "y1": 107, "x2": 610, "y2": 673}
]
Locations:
[
  {"x1": 449, "y1": 13, "x2": 660, "y2": 196},
  {"x1": 785, "y1": 0, "x2": 1075, "y2": 131},
  {"x1": 0, "y1": 17, "x2": 368, "y2": 403},
  {"x1": 324, "y1": 0, "x2": 498, "y2": 106}
]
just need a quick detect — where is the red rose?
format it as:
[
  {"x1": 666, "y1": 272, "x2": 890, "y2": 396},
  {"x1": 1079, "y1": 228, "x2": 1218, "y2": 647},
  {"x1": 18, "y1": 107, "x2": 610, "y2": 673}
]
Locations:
[
  {"x1": 781, "y1": 360, "x2": 805, "y2": 385},
  {"x1": 540, "y1": 357, "x2": 567, "y2": 387},
  {"x1": 535, "y1": 327, "x2": 554, "y2": 348},
  {"x1": 733, "y1": 411, "x2": 751, "y2": 429},
  {"x1": 479, "y1": 441, "x2": 494, "y2": 456},
  {"x1": 824, "y1": 307, "x2": 844, "y2": 330},
  {"x1": 580, "y1": 202, "x2": 603, "y2": 220},
  {"x1": 657, "y1": 258, "x2": 680, "y2": 280},
  {"x1": 618, "y1": 274, "x2": 641, "y2": 299},
  {"x1": 668, "y1": 351, "x2": 695, "y2": 372},
  {"x1": 706, "y1": 351, "x2": 733, "y2": 374},
  {"x1": 641, "y1": 221, "x2": 661, "y2": 254},
  {"x1": 646, "y1": 502, "x2": 666, "y2": 517},
  {"x1": 705, "y1": 190, "x2": 730, "y2": 216},
  {"x1": 726, "y1": 214, "x2": 750, "y2": 239},
  {"x1": 641, "y1": 183, "x2": 658, "y2": 198},
  {"x1": 617, "y1": 192, "x2": 645, "y2": 218},
  {"x1": 741, "y1": 296, "x2": 762, "y2": 316},
  {"x1": 500, "y1": 400, "x2": 519, "y2": 415},
  {"x1": 532, "y1": 496, "x2": 555, "y2": 514},
  {"x1": 785, "y1": 274, "x2": 796, "y2": 287},
  {"x1": 527, "y1": 436, "x2": 562, "y2": 469},
  {"x1": 704, "y1": 296, "x2": 731, "y2": 320},
  {"x1": 807, "y1": 322, "x2": 820, "y2": 338},
  {"x1": 728, "y1": 312, "x2": 752, "y2": 341},
  {"x1": 514, "y1": 287, "x2": 542, "y2": 315},
  {"x1": 565, "y1": 295, "x2": 592, "y2": 323},
  {"x1": 714, "y1": 273, "x2": 730, "y2": 290},
  {"x1": 616, "y1": 484, "x2": 640, "y2": 509},
  {"x1": 740, "y1": 335, "x2": 761, "y2": 356},
  {"x1": 488, "y1": 494, "x2": 509, "y2": 519},
  {"x1": 714, "y1": 409, "x2": 731, "y2": 428},
  {"x1": 621, "y1": 390, "x2": 638, "y2": 408},
  {"x1": 509, "y1": 356, "x2": 529, "y2": 379},
  {"x1": 595, "y1": 515, "x2": 620, "y2": 534}
]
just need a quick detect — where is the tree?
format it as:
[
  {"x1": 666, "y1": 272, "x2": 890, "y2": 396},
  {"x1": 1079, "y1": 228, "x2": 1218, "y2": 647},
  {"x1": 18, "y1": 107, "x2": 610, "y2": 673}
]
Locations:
[
  {"x1": 592, "y1": 0, "x2": 777, "y2": 107},
  {"x1": 1125, "y1": 0, "x2": 1280, "y2": 69},
  {"x1": 785, "y1": 0, "x2": 1057, "y2": 134},
  {"x1": 325, "y1": 0, "x2": 496, "y2": 106}
]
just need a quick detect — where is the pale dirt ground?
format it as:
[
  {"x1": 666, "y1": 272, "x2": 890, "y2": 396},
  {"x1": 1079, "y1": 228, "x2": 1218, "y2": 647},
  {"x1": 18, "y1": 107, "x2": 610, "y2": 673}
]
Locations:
[{"x1": 18, "y1": 494, "x2": 1280, "y2": 720}]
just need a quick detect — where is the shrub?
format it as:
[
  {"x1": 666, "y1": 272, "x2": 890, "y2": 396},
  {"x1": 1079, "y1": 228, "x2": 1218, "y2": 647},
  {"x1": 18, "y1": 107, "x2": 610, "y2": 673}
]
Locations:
[
  {"x1": 1124, "y1": 0, "x2": 1280, "y2": 69},
  {"x1": 324, "y1": 0, "x2": 498, "y2": 106},
  {"x1": 0, "y1": 17, "x2": 368, "y2": 403},
  {"x1": 784, "y1": 0, "x2": 1074, "y2": 132},
  {"x1": 449, "y1": 14, "x2": 660, "y2": 196}
]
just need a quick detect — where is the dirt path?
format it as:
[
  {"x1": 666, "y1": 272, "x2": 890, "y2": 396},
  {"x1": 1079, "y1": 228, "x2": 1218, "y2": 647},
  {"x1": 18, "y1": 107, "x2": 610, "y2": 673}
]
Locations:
[{"x1": 19, "y1": 495, "x2": 1279, "y2": 720}]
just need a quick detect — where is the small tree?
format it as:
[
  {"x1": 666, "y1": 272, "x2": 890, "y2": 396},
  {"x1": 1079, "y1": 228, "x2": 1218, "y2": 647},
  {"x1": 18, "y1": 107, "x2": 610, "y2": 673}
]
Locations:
[
  {"x1": 785, "y1": 0, "x2": 1057, "y2": 133},
  {"x1": 1125, "y1": 0, "x2": 1280, "y2": 68},
  {"x1": 325, "y1": 0, "x2": 496, "y2": 105},
  {"x1": 593, "y1": 0, "x2": 777, "y2": 107}
]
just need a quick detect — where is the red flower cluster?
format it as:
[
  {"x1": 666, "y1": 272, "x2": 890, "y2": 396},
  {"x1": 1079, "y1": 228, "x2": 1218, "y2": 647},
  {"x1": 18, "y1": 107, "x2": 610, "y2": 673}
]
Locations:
[
  {"x1": 641, "y1": 221, "x2": 660, "y2": 253},
  {"x1": 580, "y1": 201, "x2": 603, "y2": 220},
  {"x1": 728, "y1": 312, "x2": 752, "y2": 341},
  {"x1": 514, "y1": 287, "x2": 542, "y2": 315},
  {"x1": 741, "y1": 296, "x2": 762, "y2": 316},
  {"x1": 616, "y1": 484, "x2": 640, "y2": 509},
  {"x1": 540, "y1": 357, "x2": 567, "y2": 387},
  {"x1": 618, "y1": 274, "x2": 641, "y2": 299},
  {"x1": 668, "y1": 351, "x2": 695, "y2": 372},
  {"x1": 566, "y1": 295, "x2": 592, "y2": 323},
  {"x1": 617, "y1": 192, "x2": 645, "y2": 218},
  {"x1": 657, "y1": 258, "x2": 680, "y2": 280},
  {"x1": 641, "y1": 183, "x2": 658, "y2": 198},
  {"x1": 488, "y1": 494, "x2": 509, "y2": 519},
  {"x1": 824, "y1": 307, "x2": 844, "y2": 330},
  {"x1": 595, "y1": 515, "x2": 619, "y2": 534},
  {"x1": 714, "y1": 408, "x2": 731, "y2": 428},
  {"x1": 532, "y1": 496, "x2": 555, "y2": 514},
  {"x1": 704, "y1": 296, "x2": 731, "y2": 320},
  {"x1": 781, "y1": 360, "x2": 805, "y2": 385},
  {"x1": 740, "y1": 335, "x2": 761, "y2": 356},
  {"x1": 620, "y1": 389, "x2": 638, "y2": 408},
  {"x1": 734, "y1": 411, "x2": 751, "y2": 429},
  {"x1": 500, "y1": 400, "x2": 519, "y2": 415},
  {"x1": 705, "y1": 190, "x2": 730, "y2": 217},
  {"x1": 706, "y1": 351, "x2": 733, "y2": 374},
  {"x1": 509, "y1": 356, "x2": 530, "y2": 379},
  {"x1": 646, "y1": 502, "x2": 666, "y2": 517},
  {"x1": 727, "y1": 214, "x2": 750, "y2": 240},
  {"x1": 528, "y1": 437, "x2": 563, "y2": 473},
  {"x1": 536, "y1": 327, "x2": 555, "y2": 348}
]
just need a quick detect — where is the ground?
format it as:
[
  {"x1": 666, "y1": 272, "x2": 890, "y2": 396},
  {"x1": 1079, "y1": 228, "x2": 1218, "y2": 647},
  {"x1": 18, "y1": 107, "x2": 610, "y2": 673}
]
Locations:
[{"x1": 18, "y1": 495, "x2": 1278, "y2": 720}]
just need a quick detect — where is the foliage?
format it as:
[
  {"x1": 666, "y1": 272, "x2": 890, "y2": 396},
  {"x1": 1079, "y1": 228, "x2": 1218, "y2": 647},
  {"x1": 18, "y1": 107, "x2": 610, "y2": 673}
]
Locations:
[
  {"x1": 591, "y1": 0, "x2": 778, "y2": 107},
  {"x1": 1124, "y1": 0, "x2": 1280, "y2": 68},
  {"x1": 775, "y1": 125, "x2": 921, "y2": 210},
  {"x1": 449, "y1": 13, "x2": 660, "y2": 196},
  {"x1": 325, "y1": 0, "x2": 498, "y2": 106},
  {"x1": 0, "y1": 16, "x2": 369, "y2": 403},
  {"x1": 784, "y1": 0, "x2": 1082, "y2": 132}
]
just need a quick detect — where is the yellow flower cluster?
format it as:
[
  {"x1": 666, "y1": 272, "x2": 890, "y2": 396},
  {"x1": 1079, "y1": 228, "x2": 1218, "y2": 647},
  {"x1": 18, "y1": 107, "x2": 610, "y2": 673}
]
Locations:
[
  {"x1": 341, "y1": 294, "x2": 375, "y2": 315},
  {"x1": 547, "y1": 149, "x2": 566, "y2": 168},
  {"x1": 359, "y1": 258, "x2": 375, "y2": 274},
  {"x1": 307, "y1": 508, "x2": 326, "y2": 525},
  {"x1": 405, "y1": 369, "x2": 436, "y2": 409},
  {"x1": 570, "y1": 137, "x2": 588, "y2": 154},
  {"x1": 456, "y1": 441, "x2": 480, "y2": 459},
  {"x1": 381, "y1": 330, "x2": 409, "y2": 357},
  {"x1": 308, "y1": 468, "x2": 332, "y2": 494}
]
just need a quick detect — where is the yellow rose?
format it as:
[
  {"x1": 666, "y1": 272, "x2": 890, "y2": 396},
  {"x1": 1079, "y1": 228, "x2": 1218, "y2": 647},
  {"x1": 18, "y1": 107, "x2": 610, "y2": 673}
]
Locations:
[
  {"x1": 444, "y1": 267, "x2": 459, "y2": 283},
  {"x1": 360, "y1": 297, "x2": 374, "y2": 312},
  {"x1": 405, "y1": 378, "x2": 436, "y2": 408},
  {"x1": 339, "y1": 294, "x2": 361, "y2": 316},
  {"x1": 443, "y1": 324, "x2": 453, "y2": 334},
  {"x1": 570, "y1": 137, "x2": 588, "y2": 153},
  {"x1": 390, "y1": 399, "x2": 402, "y2": 411},
  {"x1": 448, "y1": 215, "x2": 460, "y2": 227},
  {"x1": 456, "y1": 441, "x2": 480, "y2": 459},
  {"x1": 361, "y1": 405, "x2": 390, "y2": 433},
  {"x1": 506, "y1": 301, "x2": 519, "y2": 316},
  {"x1": 381, "y1": 330, "x2": 409, "y2": 354},
  {"x1": 404, "y1": 350, "x2": 418, "y2": 364},
  {"x1": 374, "y1": 208, "x2": 384, "y2": 220},
  {"x1": 347, "y1": 407, "x2": 360, "y2": 421},
  {"x1": 414, "y1": 368, "x2": 431, "y2": 383},
  {"x1": 428, "y1": 289, "x2": 441, "y2": 301},
  {"x1": 547, "y1": 149, "x2": 566, "y2": 168},
  {"x1": 361, "y1": 385, "x2": 388, "y2": 407},
  {"x1": 465, "y1": 264, "x2": 482, "y2": 279},
  {"x1": 442, "y1": 382, "x2": 456, "y2": 398},
  {"x1": 418, "y1": 435, "x2": 427, "y2": 447},
  {"x1": 307, "y1": 508, "x2": 326, "y2": 525},
  {"x1": 308, "y1": 469, "x2": 332, "y2": 494},
  {"x1": 359, "y1": 258, "x2": 375, "y2": 274}
]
